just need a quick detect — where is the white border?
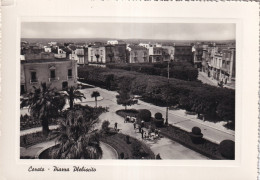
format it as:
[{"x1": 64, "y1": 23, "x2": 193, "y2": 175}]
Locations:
[{"x1": 1, "y1": 1, "x2": 258, "y2": 180}]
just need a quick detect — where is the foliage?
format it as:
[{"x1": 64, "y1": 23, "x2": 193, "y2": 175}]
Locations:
[
  {"x1": 61, "y1": 86, "x2": 86, "y2": 109},
  {"x1": 91, "y1": 91, "x2": 100, "y2": 107},
  {"x1": 116, "y1": 80, "x2": 138, "y2": 110},
  {"x1": 155, "y1": 112, "x2": 163, "y2": 119},
  {"x1": 52, "y1": 105, "x2": 103, "y2": 159},
  {"x1": 160, "y1": 125, "x2": 226, "y2": 159},
  {"x1": 153, "y1": 118, "x2": 164, "y2": 127},
  {"x1": 190, "y1": 127, "x2": 203, "y2": 144},
  {"x1": 192, "y1": 127, "x2": 202, "y2": 135},
  {"x1": 138, "y1": 109, "x2": 152, "y2": 122},
  {"x1": 101, "y1": 120, "x2": 110, "y2": 133},
  {"x1": 21, "y1": 83, "x2": 65, "y2": 135},
  {"x1": 78, "y1": 66, "x2": 235, "y2": 126},
  {"x1": 106, "y1": 62, "x2": 198, "y2": 81},
  {"x1": 219, "y1": 140, "x2": 235, "y2": 160}
]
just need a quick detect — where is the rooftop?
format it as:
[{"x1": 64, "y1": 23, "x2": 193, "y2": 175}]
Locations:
[
  {"x1": 21, "y1": 58, "x2": 72, "y2": 64},
  {"x1": 128, "y1": 45, "x2": 147, "y2": 51}
]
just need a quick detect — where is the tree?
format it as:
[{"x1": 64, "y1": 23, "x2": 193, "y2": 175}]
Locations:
[
  {"x1": 95, "y1": 54, "x2": 100, "y2": 63},
  {"x1": 116, "y1": 81, "x2": 137, "y2": 110},
  {"x1": 108, "y1": 53, "x2": 114, "y2": 63},
  {"x1": 52, "y1": 106, "x2": 102, "y2": 159},
  {"x1": 91, "y1": 91, "x2": 100, "y2": 108},
  {"x1": 21, "y1": 83, "x2": 65, "y2": 136},
  {"x1": 62, "y1": 86, "x2": 86, "y2": 109}
]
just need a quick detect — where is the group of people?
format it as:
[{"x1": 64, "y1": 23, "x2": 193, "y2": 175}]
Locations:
[
  {"x1": 124, "y1": 115, "x2": 136, "y2": 123},
  {"x1": 133, "y1": 120, "x2": 160, "y2": 140}
]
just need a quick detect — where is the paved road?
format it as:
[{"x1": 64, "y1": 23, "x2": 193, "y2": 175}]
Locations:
[
  {"x1": 198, "y1": 71, "x2": 235, "y2": 90},
  {"x1": 100, "y1": 142, "x2": 118, "y2": 159},
  {"x1": 84, "y1": 84, "x2": 234, "y2": 144}
]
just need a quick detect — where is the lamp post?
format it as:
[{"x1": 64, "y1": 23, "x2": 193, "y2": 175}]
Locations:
[{"x1": 165, "y1": 60, "x2": 170, "y2": 126}]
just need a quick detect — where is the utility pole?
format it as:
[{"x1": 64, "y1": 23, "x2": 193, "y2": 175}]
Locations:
[{"x1": 165, "y1": 60, "x2": 170, "y2": 125}]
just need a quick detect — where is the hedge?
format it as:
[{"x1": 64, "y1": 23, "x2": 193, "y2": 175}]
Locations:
[
  {"x1": 78, "y1": 66, "x2": 235, "y2": 124},
  {"x1": 106, "y1": 62, "x2": 198, "y2": 81}
]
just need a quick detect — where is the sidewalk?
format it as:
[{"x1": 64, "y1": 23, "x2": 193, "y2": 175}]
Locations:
[{"x1": 198, "y1": 71, "x2": 235, "y2": 90}]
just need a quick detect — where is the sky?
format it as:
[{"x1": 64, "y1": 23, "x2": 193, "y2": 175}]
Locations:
[{"x1": 21, "y1": 22, "x2": 235, "y2": 41}]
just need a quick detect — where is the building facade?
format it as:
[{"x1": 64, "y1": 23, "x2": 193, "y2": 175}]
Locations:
[
  {"x1": 174, "y1": 45, "x2": 193, "y2": 62},
  {"x1": 209, "y1": 51, "x2": 223, "y2": 81},
  {"x1": 127, "y1": 45, "x2": 149, "y2": 63},
  {"x1": 162, "y1": 45, "x2": 175, "y2": 61},
  {"x1": 148, "y1": 47, "x2": 164, "y2": 63},
  {"x1": 105, "y1": 44, "x2": 127, "y2": 63},
  {"x1": 88, "y1": 46, "x2": 106, "y2": 63},
  {"x1": 21, "y1": 59, "x2": 77, "y2": 93},
  {"x1": 70, "y1": 48, "x2": 85, "y2": 65}
]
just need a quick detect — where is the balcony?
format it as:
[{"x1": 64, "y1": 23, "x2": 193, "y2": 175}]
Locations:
[
  {"x1": 30, "y1": 79, "x2": 38, "y2": 84},
  {"x1": 67, "y1": 76, "x2": 74, "y2": 80},
  {"x1": 48, "y1": 77, "x2": 60, "y2": 82}
]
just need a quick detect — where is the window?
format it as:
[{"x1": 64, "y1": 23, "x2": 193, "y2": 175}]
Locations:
[
  {"x1": 50, "y1": 70, "x2": 56, "y2": 79},
  {"x1": 101, "y1": 50, "x2": 103, "y2": 55},
  {"x1": 91, "y1": 50, "x2": 93, "y2": 55},
  {"x1": 91, "y1": 56, "x2": 93, "y2": 62},
  {"x1": 31, "y1": 71, "x2": 37, "y2": 82},
  {"x1": 68, "y1": 69, "x2": 72, "y2": 77}
]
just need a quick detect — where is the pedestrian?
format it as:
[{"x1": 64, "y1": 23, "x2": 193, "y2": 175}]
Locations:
[
  {"x1": 133, "y1": 122, "x2": 136, "y2": 129},
  {"x1": 141, "y1": 121, "x2": 144, "y2": 128},
  {"x1": 154, "y1": 128, "x2": 158, "y2": 136},
  {"x1": 139, "y1": 126, "x2": 141, "y2": 133},
  {"x1": 141, "y1": 129, "x2": 144, "y2": 139},
  {"x1": 126, "y1": 116, "x2": 130, "y2": 123},
  {"x1": 114, "y1": 122, "x2": 118, "y2": 130},
  {"x1": 124, "y1": 116, "x2": 127, "y2": 123}
]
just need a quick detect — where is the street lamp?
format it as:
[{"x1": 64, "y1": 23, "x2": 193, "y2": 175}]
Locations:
[{"x1": 165, "y1": 60, "x2": 170, "y2": 126}]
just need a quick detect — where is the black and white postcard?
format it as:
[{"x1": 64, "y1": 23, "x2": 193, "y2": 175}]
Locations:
[{"x1": 1, "y1": 1, "x2": 259, "y2": 180}]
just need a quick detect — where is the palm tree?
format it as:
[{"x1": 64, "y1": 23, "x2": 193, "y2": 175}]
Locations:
[
  {"x1": 52, "y1": 106, "x2": 102, "y2": 159},
  {"x1": 62, "y1": 86, "x2": 86, "y2": 109},
  {"x1": 91, "y1": 91, "x2": 100, "y2": 108},
  {"x1": 21, "y1": 83, "x2": 65, "y2": 136}
]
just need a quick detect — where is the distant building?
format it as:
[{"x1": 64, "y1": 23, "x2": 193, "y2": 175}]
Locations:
[
  {"x1": 24, "y1": 52, "x2": 55, "y2": 60},
  {"x1": 139, "y1": 43, "x2": 151, "y2": 49},
  {"x1": 44, "y1": 46, "x2": 52, "y2": 53},
  {"x1": 107, "y1": 40, "x2": 125, "y2": 45},
  {"x1": 127, "y1": 45, "x2": 149, "y2": 63},
  {"x1": 105, "y1": 44, "x2": 127, "y2": 63},
  {"x1": 148, "y1": 47, "x2": 164, "y2": 63},
  {"x1": 193, "y1": 45, "x2": 203, "y2": 68},
  {"x1": 70, "y1": 48, "x2": 85, "y2": 65},
  {"x1": 54, "y1": 46, "x2": 67, "y2": 59},
  {"x1": 88, "y1": 45, "x2": 106, "y2": 63},
  {"x1": 174, "y1": 45, "x2": 193, "y2": 62},
  {"x1": 219, "y1": 48, "x2": 236, "y2": 83},
  {"x1": 162, "y1": 45, "x2": 175, "y2": 61},
  {"x1": 20, "y1": 58, "x2": 77, "y2": 94},
  {"x1": 208, "y1": 51, "x2": 223, "y2": 81}
]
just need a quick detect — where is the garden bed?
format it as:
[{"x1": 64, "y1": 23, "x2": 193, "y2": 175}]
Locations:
[
  {"x1": 20, "y1": 131, "x2": 58, "y2": 148},
  {"x1": 116, "y1": 109, "x2": 139, "y2": 119},
  {"x1": 101, "y1": 133, "x2": 155, "y2": 159}
]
